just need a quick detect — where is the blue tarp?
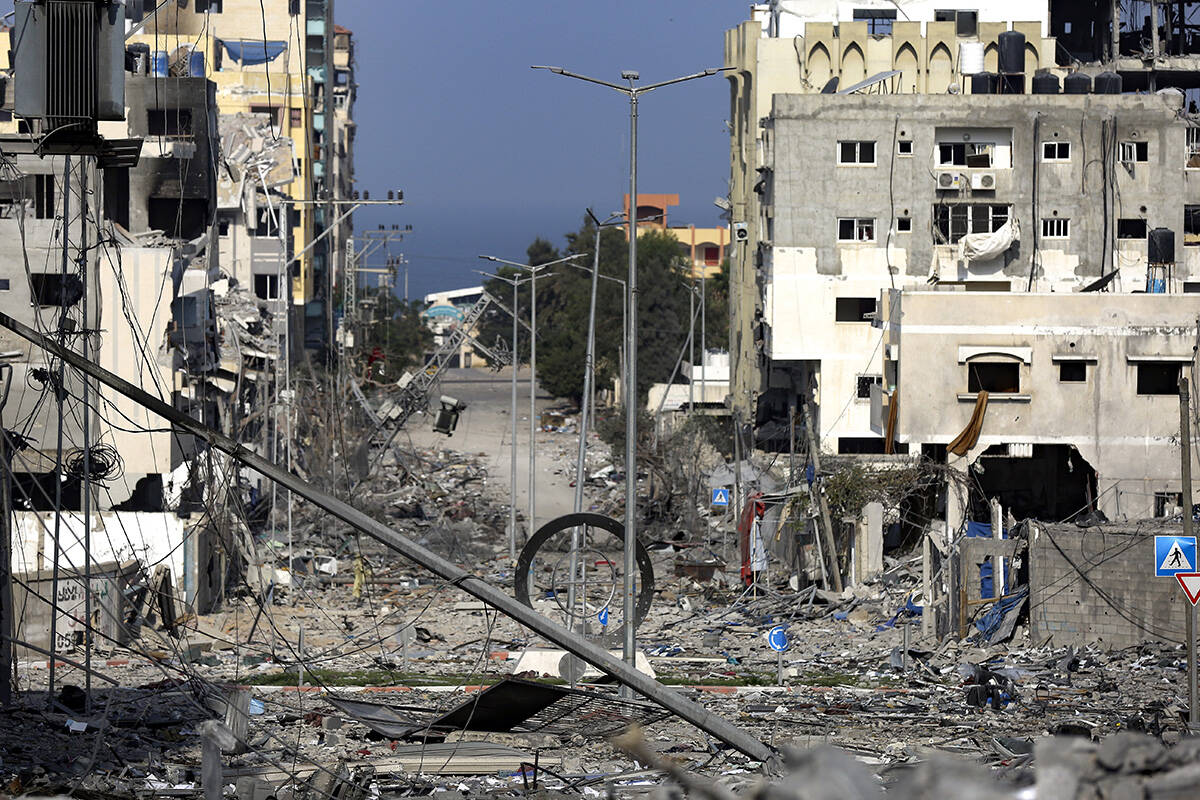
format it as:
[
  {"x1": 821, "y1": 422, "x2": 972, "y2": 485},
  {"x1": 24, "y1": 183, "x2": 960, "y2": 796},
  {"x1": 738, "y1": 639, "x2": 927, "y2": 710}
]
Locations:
[
  {"x1": 220, "y1": 39, "x2": 288, "y2": 66},
  {"x1": 974, "y1": 585, "x2": 1029, "y2": 643},
  {"x1": 967, "y1": 520, "x2": 1010, "y2": 597}
]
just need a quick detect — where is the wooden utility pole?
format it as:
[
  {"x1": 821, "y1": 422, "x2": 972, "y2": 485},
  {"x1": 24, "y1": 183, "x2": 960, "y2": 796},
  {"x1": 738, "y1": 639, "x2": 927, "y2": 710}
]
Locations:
[{"x1": 802, "y1": 401, "x2": 843, "y2": 592}]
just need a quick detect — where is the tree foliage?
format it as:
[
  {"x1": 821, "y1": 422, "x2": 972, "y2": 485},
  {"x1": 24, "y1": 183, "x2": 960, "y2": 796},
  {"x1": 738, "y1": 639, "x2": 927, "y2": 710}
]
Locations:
[
  {"x1": 357, "y1": 291, "x2": 433, "y2": 383},
  {"x1": 477, "y1": 220, "x2": 724, "y2": 405}
]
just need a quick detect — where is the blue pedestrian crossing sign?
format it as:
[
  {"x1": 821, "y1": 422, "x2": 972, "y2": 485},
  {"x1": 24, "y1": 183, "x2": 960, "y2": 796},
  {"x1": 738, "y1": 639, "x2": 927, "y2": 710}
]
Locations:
[
  {"x1": 711, "y1": 487, "x2": 730, "y2": 507},
  {"x1": 1156, "y1": 535, "x2": 1198, "y2": 577}
]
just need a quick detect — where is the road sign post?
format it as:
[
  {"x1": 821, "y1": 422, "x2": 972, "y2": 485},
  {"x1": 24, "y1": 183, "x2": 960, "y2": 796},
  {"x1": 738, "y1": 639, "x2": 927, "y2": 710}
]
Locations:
[
  {"x1": 768, "y1": 625, "x2": 789, "y2": 685},
  {"x1": 1180, "y1": 377, "x2": 1197, "y2": 727}
]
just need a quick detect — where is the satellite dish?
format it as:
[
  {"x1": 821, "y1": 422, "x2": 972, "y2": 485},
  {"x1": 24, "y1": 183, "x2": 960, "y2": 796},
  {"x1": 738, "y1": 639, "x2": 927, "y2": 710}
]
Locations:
[{"x1": 820, "y1": 77, "x2": 840, "y2": 94}]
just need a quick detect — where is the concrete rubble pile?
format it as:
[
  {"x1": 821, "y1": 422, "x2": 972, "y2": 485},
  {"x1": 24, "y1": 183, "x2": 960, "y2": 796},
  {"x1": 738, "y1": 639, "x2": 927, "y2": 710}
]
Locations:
[{"x1": 4, "y1": 400, "x2": 1200, "y2": 798}]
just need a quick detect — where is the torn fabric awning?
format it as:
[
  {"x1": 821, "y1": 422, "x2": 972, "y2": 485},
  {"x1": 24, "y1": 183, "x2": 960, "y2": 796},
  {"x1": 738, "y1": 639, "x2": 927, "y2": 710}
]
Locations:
[{"x1": 219, "y1": 39, "x2": 288, "y2": 66}]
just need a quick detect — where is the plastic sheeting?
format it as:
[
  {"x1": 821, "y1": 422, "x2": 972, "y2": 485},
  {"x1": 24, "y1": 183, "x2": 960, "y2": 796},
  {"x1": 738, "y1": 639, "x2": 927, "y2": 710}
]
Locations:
[
  {"x1": 219, "y1": 39, "x2": 287, "y2": 66},
  {"x1": 958, "y1": 217, "x2": 1020, "y2": 262}
]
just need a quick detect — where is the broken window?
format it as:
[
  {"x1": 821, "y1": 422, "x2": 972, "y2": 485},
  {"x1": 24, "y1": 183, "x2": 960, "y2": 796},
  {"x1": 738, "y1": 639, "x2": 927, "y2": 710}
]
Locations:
[
  {"x1": 934, "y1": 9, "x2": 978, "y2": 36},
  {"x1": 30, "y1": 273, "x2": 84, "y2": 307},
  {"x1": 968, "y1": 361, "x2": 1020, "y2": 394},
  {"x1": 1117, "y1": 218, "x2": 1147, "y2": 239},
  {"x1": 250, "y1": 105, "x2": 281, "y2": 126},
  {"x1": 897, "y1": 140, "x2": 913, "y2": 156},
  {"x1": 896, "y1": 216, "x2": 912, "y2": 232},
  {"x1": 1058, "y1": 361, "x2": 1087, "y2": 382},
  {"x1": 254, "y1": 274, "x2": 280, "y2": 301},
  {"x1": 1188, "y1": 128, "x2": 1200, "y2": 169},
  {"x1": 837, "y1": 218, "x2": 875, "y2": 242},
  {"x1": 290, "y1": 107, "x2": 303, "y2": 128},
  {"x1": 1187, "y1": 206, "x2": 1200, "y2": 246},
  {"x1": 933, "y1": 204, "x2": 1009, "y2": 244},
  {"x1": 34, "y1": 174, "x2": 54, "y2": 220},
  {"x1": 856, "y1": 374, "x2": 882, "y2": 399},
  {"x1": 1137, "y1": 362, "x2": 1185, "y2": 395},
  {"x1": 1042, "y1": 141, "x2": 1071, "y2": 161},
  {"x1": 838, "y1": 141, "x2": 876, "y2": 165},
  {"x1": 147, "y1": 198, "x2": 208, "y2": 239},
  {"x1": 835, "y1": 297, "x2": 877, "y2": 322},
  {"x1": 1119, "y1": 140, "x2": 1148, "y2": 164},
  {"x1": 938, "y1": 142, "x2": 993, "y2": 168},
  {"x1": 147, "y1": 109, "x2": 193, "y2": 137},
  {"x1": 1041, "y1": 218, "x2": 1070, "y2": 238},
  {"x1": 194, "y1": 0, "x2": 222, "y2": 11},
  {"x1": 0, "y1": 279, "x2": 10, "y2": 290},
  {"x1": 852, "y1": 8, "x2": 896, "y2": 34},
  {"x1": 838, "y1": 437, "x2": 888, "y2": 454},
  {"x1": 253, "y1": 206, "x2": 280, "y2": 238}
]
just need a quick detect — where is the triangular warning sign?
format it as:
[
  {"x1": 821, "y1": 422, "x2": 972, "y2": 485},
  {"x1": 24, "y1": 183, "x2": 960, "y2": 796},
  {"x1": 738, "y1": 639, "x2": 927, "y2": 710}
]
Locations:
[
  {"x1": 1162, "y1": 540, "x2": 1194, "y2": 572},
  {"x1": 1178, "y1": 573, "x2": 1200, "y2": 605}
]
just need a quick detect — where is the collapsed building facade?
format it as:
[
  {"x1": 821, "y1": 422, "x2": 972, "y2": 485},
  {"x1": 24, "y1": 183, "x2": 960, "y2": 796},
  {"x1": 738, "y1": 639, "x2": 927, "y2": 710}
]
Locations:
[{"x1": 725, "y1": 1, "x2": 1200, "y2": 523}]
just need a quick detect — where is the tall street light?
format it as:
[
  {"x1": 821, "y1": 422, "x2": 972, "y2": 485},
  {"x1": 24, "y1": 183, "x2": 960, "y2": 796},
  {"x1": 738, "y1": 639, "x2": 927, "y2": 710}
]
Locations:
[
  {"x1": 480, "y1": 253, "x2": 584, "y2": 543},
  {"x1": 476, "y1": 269, "x2": 533, "y2": 561},
  {"x1": 533, "y1": 64, "x2": 729, "y2": 678}
]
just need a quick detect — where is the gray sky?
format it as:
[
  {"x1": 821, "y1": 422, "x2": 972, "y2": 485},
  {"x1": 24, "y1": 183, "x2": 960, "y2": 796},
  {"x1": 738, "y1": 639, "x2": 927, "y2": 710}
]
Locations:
[{"x1": 336, "y1": 1, "x2": 748, "y2": 301}]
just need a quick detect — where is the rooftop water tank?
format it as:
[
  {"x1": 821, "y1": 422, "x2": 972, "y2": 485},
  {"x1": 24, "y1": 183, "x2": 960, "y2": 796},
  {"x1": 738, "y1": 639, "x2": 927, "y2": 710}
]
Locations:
[
  {"x1": 1094, "y1": 71, "x2": 1123, "y2": 94},
  {"x1": 1149, "y1": 227, "x2": 1175, "y2": 265},
  {"x1": 1063, "y1": 72, "x2": 1092, "y2": 94},
  {"x1": 959, "y1": 42, "x2": 985, "y2": 76},
  {"x1": 970, "y1": 72, "x2": 999, "y2": 95},
  {"x1": 1032, "y1": 72, "x2": 1060, "y2": 94},
  {"x1": 998, "y1": 30, "x2": 1026, "y2": 74}
]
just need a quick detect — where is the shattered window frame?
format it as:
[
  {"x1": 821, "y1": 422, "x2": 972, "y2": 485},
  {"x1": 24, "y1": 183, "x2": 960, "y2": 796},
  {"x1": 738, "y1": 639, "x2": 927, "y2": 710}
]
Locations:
[
  {"x1": 855, "y1": 374, "x2": 882, "y2": 399},
  {"x1": 967, "y1": 360, "x2": 1021, "y2": 394},
  {"x1": 1188, "y1": 127, "x2": 1200, "y2": 169},
  {"x1": 1186, "y1": 206, "x2": 1200, "y2": 246},
  {"x1": 836, "y1": 217, "x2": 875, "y2": 242},
  {"x1": 1119, "y1": 140, "x2": 1149, "y2": 164},
  {"x1": 933, "y1": 203, "x2": 1009, "y2": 244}
]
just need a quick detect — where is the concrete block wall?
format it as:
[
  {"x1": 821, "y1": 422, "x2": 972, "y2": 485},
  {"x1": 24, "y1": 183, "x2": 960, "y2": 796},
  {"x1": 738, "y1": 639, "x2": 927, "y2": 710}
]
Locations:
[{"x1": 1029, "y1": 523, "x2": 1187, "y2": 650}]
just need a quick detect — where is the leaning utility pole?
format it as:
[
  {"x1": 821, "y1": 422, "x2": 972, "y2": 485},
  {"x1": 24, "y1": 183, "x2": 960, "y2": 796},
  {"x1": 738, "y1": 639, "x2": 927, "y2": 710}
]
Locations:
[
  {"x1": 0, "y1": 366, "x2": 12, "y2": 706},
  {"x1": 0, "y1": 310, "x2": 775, "y2": 764},
  {"x1": 803, "y1": 401, "x2": 843, "y2": 593}
]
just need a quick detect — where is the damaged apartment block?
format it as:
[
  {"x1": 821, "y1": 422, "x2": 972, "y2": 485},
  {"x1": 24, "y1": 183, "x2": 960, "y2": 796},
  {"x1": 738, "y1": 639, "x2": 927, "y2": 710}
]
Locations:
[{"x1": 725, "y1": 1, "x2": 1200, "y2": 650}]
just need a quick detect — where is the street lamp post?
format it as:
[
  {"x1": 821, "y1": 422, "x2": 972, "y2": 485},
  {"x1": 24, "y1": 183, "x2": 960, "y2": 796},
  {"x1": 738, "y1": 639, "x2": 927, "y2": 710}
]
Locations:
[
  {"x1": 533, "y1": 64, "x2": 728, "y2": 679},
  {"x1": 475, "y1": 269, "x2": 533, "y2": 561},
  {"x1": 480, "y1": 254, "x2": 584, "y2": 544}
]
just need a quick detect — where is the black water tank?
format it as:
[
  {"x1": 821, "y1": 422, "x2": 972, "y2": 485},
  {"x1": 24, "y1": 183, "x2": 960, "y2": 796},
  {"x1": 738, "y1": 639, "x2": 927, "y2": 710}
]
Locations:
[
  {"x1": 1032, "y1": 72, "x2": 1060, "y2": 94},
  {"x1": 998, "y1": 30, "x2": 1026, "y2": 74},
  {"x1": 971, "y1": 72, "x2": 999, "y2": 94},
  {"x1": 1063, "y1": 72, "x2": 1092, "y2": 94},
  {"x1": 1094, "y1": 71, "x2": 1123, "y2": 94},
  {"x1": 1000, "y1": 73, "x2": 1025, "y2": 94},
  {"x1": 1149, "y1": 227, "x2": 1176, "y2": 264}
]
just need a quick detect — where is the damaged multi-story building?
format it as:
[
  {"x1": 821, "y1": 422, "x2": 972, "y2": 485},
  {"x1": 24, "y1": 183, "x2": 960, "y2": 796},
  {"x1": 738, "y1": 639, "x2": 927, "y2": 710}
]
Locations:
[
  {"x1": 0, "y1": 0, "x2": 358, "y2": 654},
  {"x1": 725, "y1": 1, "x2": 1200, "y2": 522}
]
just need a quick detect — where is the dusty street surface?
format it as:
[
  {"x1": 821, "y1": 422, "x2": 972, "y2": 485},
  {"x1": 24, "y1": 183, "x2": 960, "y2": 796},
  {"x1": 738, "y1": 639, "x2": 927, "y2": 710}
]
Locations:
[{"x1": 4, "y1": 370, "x2": 1199, "y2": 798}]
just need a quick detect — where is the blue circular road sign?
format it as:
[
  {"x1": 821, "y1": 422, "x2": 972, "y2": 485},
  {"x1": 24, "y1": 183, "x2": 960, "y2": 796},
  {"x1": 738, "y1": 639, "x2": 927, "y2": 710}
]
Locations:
[{"x1": 767, "y1": 624, "x2": 789, "y2": 653}]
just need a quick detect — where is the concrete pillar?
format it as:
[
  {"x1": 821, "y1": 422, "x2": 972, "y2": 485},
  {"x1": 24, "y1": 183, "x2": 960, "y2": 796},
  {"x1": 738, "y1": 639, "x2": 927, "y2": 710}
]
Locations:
[{"x1": 852, "y1": 502, "x2": 884, "y2": 585}]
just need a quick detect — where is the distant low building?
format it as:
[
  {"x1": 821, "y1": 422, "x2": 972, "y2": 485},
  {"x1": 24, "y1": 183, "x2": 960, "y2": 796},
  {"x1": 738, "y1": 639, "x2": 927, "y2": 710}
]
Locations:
[{"x1": 423, "y1": 286, "x2": 484, "y2": 368}]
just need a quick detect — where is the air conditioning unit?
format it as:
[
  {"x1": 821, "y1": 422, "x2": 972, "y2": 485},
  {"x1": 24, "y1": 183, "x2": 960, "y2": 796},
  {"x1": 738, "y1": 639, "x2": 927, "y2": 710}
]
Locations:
[
  {"x1": 971, "y1": 172, "x2": 997, "y2": 190},
  {"x1": 936, "y1": 172, "x2": 963, "y2": 190}
]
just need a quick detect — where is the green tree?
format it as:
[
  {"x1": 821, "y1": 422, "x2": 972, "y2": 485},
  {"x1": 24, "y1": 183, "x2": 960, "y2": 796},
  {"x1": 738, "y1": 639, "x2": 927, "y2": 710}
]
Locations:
[
  {"x1": 475, "y1": 223, "x2": 710, "y2": 405},
  {"x1": 357, "y1": 292, "x2": 433, "y2": 383},
  {"x1": 475, "y1": 238, "x2": 560, "y2": 367}
]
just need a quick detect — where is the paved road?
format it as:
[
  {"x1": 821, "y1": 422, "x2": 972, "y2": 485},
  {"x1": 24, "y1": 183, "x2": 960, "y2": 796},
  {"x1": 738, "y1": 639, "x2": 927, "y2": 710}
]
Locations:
[{"x1": 404, "y1": 366, "x2": 590, "y2": 541}]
